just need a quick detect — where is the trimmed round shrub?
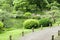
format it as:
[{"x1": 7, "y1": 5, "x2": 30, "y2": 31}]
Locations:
[
  {"x1": 39, "y1": 18, "x2": 52, "y2": 27},
  {"x1": 23, "y1": 12, "x2": 31, "y2": 18},
  {"x1": 23, "y1": 19, "x2": 39, "y2": 29}
]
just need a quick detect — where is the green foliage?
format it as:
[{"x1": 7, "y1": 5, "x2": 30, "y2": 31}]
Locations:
[
  {"x1": 56, "y1": 0, "x2": 60, "y2": 4},
  {"x1": 24, "y1": 12, "x2": 31, "y2": 17},
  {"x1": 39, "y1": 18, "x2": 52, "y2": 27},
  {"x1": 23, "y1": 12, "x2": 31, "y2": 18},
  {"x1": 32, "y1": 15, "x2": 41, "y2": 19},
  {"x1": 47, "y1": 0, "x2": 55, "y2": 3},
  {"x1": 27, "y1": 0, "x2": 48, "y2": 10},
  {"x1": 0, "y1": 21, "x2": 3, "y2": 28},
  {"x1": 3, "y1": 19, "x2": 26, "y2": 28},
  {"x1": 23, "y1": 19, "x2": 39, "y2": 29},
  {"x1": 13, "y1": 0, "x2": 29, "y2": 11},
  {"x1": 51, "y1": 6, "x2": 59, "y2": 10},
  {"x1": 46, "y1": 1, "x2": 60, "y2": 9},
  {"x1": 0, "y1": 21, "x2": 4, "y2": 33},
  {"x1": 47, "y1": 6, "x2": 60, "y2": 23},
  {"x1": 0, "y1": 0, "x2": 60, "y2": 12},
  {"x1": 16, "y1": 12, "x2": 32, "y2": 19}
]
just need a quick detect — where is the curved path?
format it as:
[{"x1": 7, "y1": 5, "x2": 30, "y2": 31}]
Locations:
[{"x1": 19, "y1": 26, "x2": 60, "y2": 40}]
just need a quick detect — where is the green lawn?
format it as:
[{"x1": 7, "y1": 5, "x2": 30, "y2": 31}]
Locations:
[
  {"x1": 0, "y1": 29, "x2": 32, "y2": 40},
  {"x1": 4, "y1": 19, "x2": 27, "y2": 28}
]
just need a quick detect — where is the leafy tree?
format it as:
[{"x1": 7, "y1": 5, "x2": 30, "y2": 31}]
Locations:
[
  {"x1": 46, "y1": 1, "x2": 60, "y2": 9},
  {"x1": 56, "y1": 0, "x2": 60, "y2": 4},
  {"x1": 27, "y1": 0, "x2": 48, "y2": 11},
  {"x1": 48, "y1": 6, "x2": 60, "y2": 23},
  {"x1": 4, "y1": 0, "x2": 13, "y2": 6},
  {"x1": 47, "y1": 0, "x2": 55, "y2": 3},
  {"x1": 0, "y1": 0, "x2": 13, "y2": 12},
  {"x1": 13, "y1": 0, "x2": 48, "y2": 11},
  {"x1": 13, "y1": 0, "x2": 29, "y2": 11},
  {"x1": 0, "y1": 9, "x2": 11, "y2": 27}
]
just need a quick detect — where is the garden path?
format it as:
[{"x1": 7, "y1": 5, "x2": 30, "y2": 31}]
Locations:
[{"x1": 19, "y1": 26, "x2": 60, "y2": 40}]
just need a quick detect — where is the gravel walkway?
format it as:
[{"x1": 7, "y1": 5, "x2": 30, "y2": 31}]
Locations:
[{"x1": 19, "y1": 26, "x2": 60, "y2": 40}]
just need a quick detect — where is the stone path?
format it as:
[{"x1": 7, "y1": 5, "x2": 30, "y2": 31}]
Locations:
[{"x1": 19, "y1": 26, "x2": 60, "y2": 40}]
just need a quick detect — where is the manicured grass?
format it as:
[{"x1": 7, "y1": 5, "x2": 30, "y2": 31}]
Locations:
[
  {"x1": 4, "y1": 19, "x2": 27, "y2": 28},
  {"x1": 0, "y1": 29, "x2": 31, "y2": 40}
]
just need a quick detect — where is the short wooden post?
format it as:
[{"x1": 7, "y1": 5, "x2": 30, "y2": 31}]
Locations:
[
  {"x1": 9, "y1": 35, "x2": 12, "y2": 40},
  {"x1": 49, "y1": 24, "x2": 51, "y2": 27},
  {"x1": 58, "y1": 30, "x2": 60, "y2": 36},
  {"x1": 32, "y1": 27, "x2": 34, "y2": 32},
  {"x1": 22, "y1": 31, "x2": 24, "y2": 36},
  {"x1": 52, "y1": 35, "x2": 54, "y2": 40},
  {"x1": 41, "y1": 25, "x2": 43, "y2": 30},
  {"x1": 58, "y1": 23, "x2": 59, "y2": 26}
]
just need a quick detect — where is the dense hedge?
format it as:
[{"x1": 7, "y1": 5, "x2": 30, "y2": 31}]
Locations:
[
  {"x1": 16, "y1": 15, "x2": 41, "y2": 19},
  {"x1": 23, "y1": 12, "x2": 31, "y2": 19},
  {"x1": 39, "y1": 18, "x2": 52, "y2": 27},
  {"x1": 23, "y1": 19, "x2": 39, "y2": 29}
]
